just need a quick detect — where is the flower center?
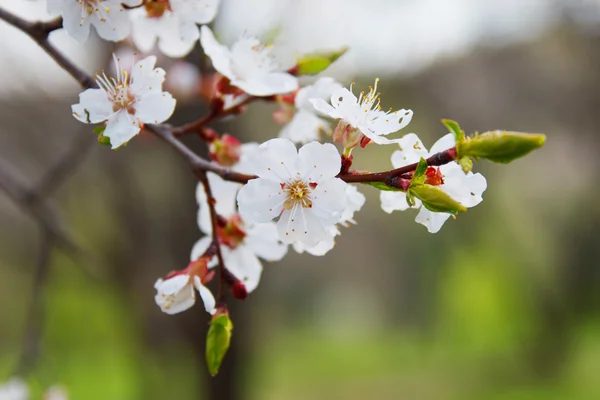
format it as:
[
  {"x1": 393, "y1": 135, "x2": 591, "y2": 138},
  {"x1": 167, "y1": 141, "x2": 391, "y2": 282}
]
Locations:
[
  {"x1": 283, "y1": 180, "x2": 313, "y2": 210},
  {"x1": 424, "y1": 167, "x2": 444, "y2": 186},
  {"x1": 82, "y1": 0, "x2": 109, "y2": 17},
  {"x1": 144, "y1": 0, "x2": 172, "y2": 18},
  {"x1": 95, "y1": 57, "x2": 137, "y2": 114},
  {"x1": 217, "y1": 214, "x2": 246, "y2": 249}
]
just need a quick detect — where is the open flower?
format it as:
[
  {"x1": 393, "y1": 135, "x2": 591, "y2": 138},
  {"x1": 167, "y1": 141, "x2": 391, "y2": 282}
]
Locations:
[
  {"x1": 237, "y1": 139, "x2": 347, "y2": 246},
  {"x1": 49, "y1": 0, "x2": 137, "y2": 43},
  {"x1": 200, "y1": 26, "x2": 298, "y2": 96},
  {"x1": 154, "y1": 258, "x2": 216, "y2": 315},
  {"x1": 380, "y1": 133, "x2": 487, "y2": 233},
  {"x1": 192, "y1": 171, "x2": 287, "y2": 293},
  {"x1": 130, "y1": 0, "x2": 220, "y2": 57},
  {"x1": 311, "y1": 79, "x2": 413, "y2": 149},
  {"x1": 279, "y1": 77, "x2": 342, "y2": 143},
  {"x1": 292, "y1": 184, "x2": 365, "y2": 256},
  {"x1": 72, "y1": 54, "x2": 176, "y2": 149}
]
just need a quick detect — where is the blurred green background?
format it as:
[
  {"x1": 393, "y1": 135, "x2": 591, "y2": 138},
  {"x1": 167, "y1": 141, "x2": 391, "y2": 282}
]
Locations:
[{"x1": 1, "y1": 1, "x2": 600, "y2": 399}]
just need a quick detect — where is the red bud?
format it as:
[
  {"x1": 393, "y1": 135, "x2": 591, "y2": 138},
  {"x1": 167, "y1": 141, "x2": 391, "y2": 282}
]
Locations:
[{"x1": 230, "y1": 281, "x2": 248, "y2": 300}]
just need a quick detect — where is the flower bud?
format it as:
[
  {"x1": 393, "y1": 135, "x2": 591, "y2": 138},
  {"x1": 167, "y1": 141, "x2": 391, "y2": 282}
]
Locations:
[
  {"x1": 460, "y1": 130, "x2": 546, "y2": 164},
  {"x1": 206, "y1": 311, "x2": 233, "y2": 376},
  {"x1": 409, "y1": 184, "x2": 467, "y2": 215},
  {"x1": 333, "y1": 121, "x2": 363, "y2": 150},
  {"x1": 230, "y1": 281, "x2": 248, "y2": 300},
  {"x1": 209, "y1": 134, "x2": 242, "y2": 166},
  {"x1": 296, "y1": 47, "x2": 348, "y2": 75}
]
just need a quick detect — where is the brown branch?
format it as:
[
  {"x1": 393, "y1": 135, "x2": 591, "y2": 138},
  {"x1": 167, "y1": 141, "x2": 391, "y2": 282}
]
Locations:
[{"x1": 197, "y1": 171, "x2": 227, "y2": 304}]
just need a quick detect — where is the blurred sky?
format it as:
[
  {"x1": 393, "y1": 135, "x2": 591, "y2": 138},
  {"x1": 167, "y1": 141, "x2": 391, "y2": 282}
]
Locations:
[{"x1": 1, "y1": 0, "x2": 599, "y2": 94}]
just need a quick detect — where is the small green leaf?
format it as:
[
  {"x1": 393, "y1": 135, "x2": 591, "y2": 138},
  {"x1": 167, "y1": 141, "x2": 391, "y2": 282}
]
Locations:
[
  {"x1": 409, "y1": 184, "x2": 467, "y2": 215},
  {"x1": 363, "y1": 181, "x2": 401, "y2": 192},
  {"x1": 442, "y1": 119, "x2": 464, "y2": 143},
  {"x1": 97, "y1": 135, "x2": 111, "y2": 146},
  {"x1": 93, "y1": 126, "x2": 106, "y2": 135},
  {"x1": 206, "y1": 314, "x2": 233, "y2": 376},
  {"x1": 410, "y1": 157, "x2": 429, "y2": 187},
  {"x1": 296, "y1": 47, "x2": 348, "y2": 75},
  {"x1": 458, "y1": 156, "x2": 473, "y2": 173},
  {"x1": 460, "y1": 131, "x2": 546, "y2": 163}
]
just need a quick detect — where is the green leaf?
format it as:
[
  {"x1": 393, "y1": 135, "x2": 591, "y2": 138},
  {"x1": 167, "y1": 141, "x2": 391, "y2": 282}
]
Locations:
[
  {"x1": 97, "y1": 135, "x2": 111, "y2": 146},
  {"x1": 410, "y1": 157, "x2": 429, "y2": 187},
  {"x1": 442, "y1": 119, "x2": 465, "y2": 143},
  {"x1": 460, "y1": 131, "x2": 546, "y2": 163},
  {"x1": 363, "y1": 181, "x2": 401, "y2": 192},
  {"x1": 458, "y1": 156, "x2": 473, "y2": 173},
  {"x1": 296, "y1": 47, "x2": 348, "y2": 75},
  {"x1": 409, "y1": 184, "x2": 467, "y2": 215},
  {"x1": 206, "y1": 314, "x2": 233, "y2": 376},
  {"x1": 93, "y1": 126, "x2": 106, "y2": 135}
]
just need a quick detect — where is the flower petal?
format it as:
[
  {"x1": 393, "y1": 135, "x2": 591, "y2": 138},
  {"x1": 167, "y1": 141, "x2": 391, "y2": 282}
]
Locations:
[
  {"x1": 252, "y1": 138, "x2": 299, "y2": 181},
  {"x1": 156, "y1": 17, "x2": 200, "y2": 58},
  {"x1": 429, "y1": 133, "x2": 456, "y2": 155},
  {"x1": 154, "y1": 275, "x2": 196, "y2": 314},
  {"x1": 279, "y1": 110, "x2": 326, "y2": 144},
  {"x1": 440, "y1": 164, "x2": 487, "y2": 208},
  {"x1": 380, "y1": 190, "x2": 418, "y2": 213},
  {"x1": 296, "y1": 77, "x2": 342, "y2": 110},
  {"x1": 104, "y1": 110, "x2": 140, "y2": 149},
  {"x1": 277, "y1": 206, "x2": 330, "y2": 246},
  {"x1": 309, "y1": 98, "x2": 338, "y2": 119},
  {"x1": 232, "y1": 72, "x2": 298, "y2": 96},
  {"x1": 91, "y1": 2, "x2": 130, "y2": 42},
  {"x1": 222, "y1": 246, "x2": 263, "y2": 293},
  {"x1": 130, "y1": 56, "x2": 166, "y2": 95},
  {"x1": 71, "y1": 88, "x2": 112, "y2": 123},
  {"x1": 298, "y1": 141, "x2": 342, "y2": 181},
  {"x1": 310, "y1": 178, "x2": 347, "y2": 224},
  {"x1": 237, "y1": 178, "x2": 286, "y2": 223},
  {"x1": 193, "y1": 276, "x2": 216, "y2": 315},
  {"x1": 390, "y1": 133, "x2": 430, "y2": 167},
  {"x1": 171, "y1": 0, "x2": 220, "y2": 24},
  {"x1": 200, "y1": 26, "x2": 235, "y2": 81},
  {"x1": 292, "y1": 225, "x2": 338, "y2": 256},
  {"x1": 190, "y1": 236, "x2": 213, "y2": 262},
  {"x1": 415, "y1": 207, "x2": 452, "y2": 234},
  {"x1": 135, "y1": 91, "x2": 176, "y2": 124},
  {"x1": 244, "y1": 221, "x2": 288, "y2": 261},
  {"x1": 62, "y1": 3, "x2": 91, "y2": 42}
]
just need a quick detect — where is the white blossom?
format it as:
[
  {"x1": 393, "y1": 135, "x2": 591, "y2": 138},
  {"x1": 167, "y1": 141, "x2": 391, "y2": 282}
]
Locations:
[
  {"x1": 72, "y1": 54, "x2": 176, "y2": 149},
  {"x1": 130, "y1": 0, "x2": 220, "y2": 58},
  {"x1": 292, "y1": 184, "x2": 365, "y2": 256},
  {"x1": 154, "y1": 273, "x2": 216, "y2": 315},
  {"x1": 49, "y1": 0, "x2": 137, "y2": 43},
  {"x1": 192, "y1": 170, "x2": 287, "y2": 292},
  {"x1": 380, "y1": 133, "x2": 487, "y2": 233},
  {"x1": 311, "y1": 79, "x2": 413, "y2": 147},
  {"x1": 237, "y1": 138, "x2": 348, "y2": 246},
  {"x1": 0, "y1": 378, "x2": 28, "y2": 400},
  {"x1": 200, "y1": 26, "x2": 298, "y2": 96},
  {"x1": 279, "y1": 77, "x2": 342, "y2": 143}
]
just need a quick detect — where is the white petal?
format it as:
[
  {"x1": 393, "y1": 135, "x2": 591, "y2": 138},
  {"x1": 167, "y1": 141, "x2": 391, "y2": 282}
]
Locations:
[
  {"x1": 47, "y1": 0, "x2": 63, "y2": 15},
  {"x1": 429, "y1": 133, "x2": 456, "y2": 155},
  {"x1": 369, "y1": 109, "x2": 413, "y2": 137},
  {"x1": 190, "y1": 236, "x2": 213, "y2": 261},
  {"x1": 130, "y1": 56, "x2": 165, "y2": 95},
  {"x1": 244, "y1": 221, "x2": 288, "y2": 261},
  {"x1": 292, "y1": 225, "x2": 338, "y2": 256},
  {"x1": 200, "y1": 26, "x2": 235, "y2": 80},
  {"x1": 91, "y1": 2, "x2": 130, "y2": 42},
  {"x1": 415, "y1": 207, "x2": 452, "y2": 233},
  {"x1": 135, "y1": 92, "x2": 176, "y2": 124},
  {"x1": 71, "y1": 88, "x2": 113, "y2": 123},
  {"x1": 296, "y1": 77, "x2": 342, "y2": 110},
  {"x1": 156, "y1": 17, "x2": 200, "y2": 58},
  {"x1": 232, "y1": 72, "x2": 298, "y2": 96},
  {"x1": 340, "y1": 185, "x2": 366, "y2": 224},
  {"x1": 222, "y1": 246, "x2": 263, "y2": 293},
  {"x1": 193, "y1": 276, "x2": 216, "y2": 315},
  {"x1": 252, "y1": 138, "x2": 299, "y2": 181},
  {"x1": 62, "y1": 2, "x2": 91, "y2": 42},
  {"x1": 440, "y1": 164, "x2": 487, "y2": 208},
  {"x1": 310, "y1": 98, "x2": 339, "y2": 119},
  {"x1": 298, "y1": 141, "x2": 341, "y2": 181},
  {"x1": 390, "y1": 133, "x2": 430, "y2": 167},
  {"x1": 171, "y1": 0, "x2": 220, "y2": 24},
  {"x1": 154, "y1": 275, "x2": 196, "y2": 314},
  {"x1": 310, "y1": 178, "x2": 347, "y2": 224},
  {"x1": 279, "y1": 110, "x2": 326, "y2": 144},
  {"x1": 277, "y1": 206, "x2": 330, "y2": 246},
  {"x1": 233, "y1": 142, "x2": 261, "y2": 175},
  {"x1": 380, "y1": 191, "x2": 418, "y2": 213},
  {"x1": 104, "y1": 110, "x2": 140, "y2": 149},
  {"x1": 130, "y1": 13, "x2": 160, "y2": 53},
  {"x1": 237, "y1": 178, "x2": 286, "y2": 223}
]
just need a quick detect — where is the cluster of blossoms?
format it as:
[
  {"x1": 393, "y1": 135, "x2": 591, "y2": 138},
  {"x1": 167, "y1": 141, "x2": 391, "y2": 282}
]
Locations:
[
  {"x1": 12, "y1": 0, "x2": 539, "y2": 376},
  {"x1": 67, "y1": 3, "x2": 492, "y2": 315}
]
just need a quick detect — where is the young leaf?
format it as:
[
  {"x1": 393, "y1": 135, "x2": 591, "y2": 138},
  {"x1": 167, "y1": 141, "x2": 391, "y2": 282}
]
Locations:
[
  {"x1": 410, "y1": 157, "x2": 429, "y2": 187},
  {"x1": 442, "y1": 119, "x2": 464, "y2": 143},
  {"x1": 460, "y1": 131, "x2": 546, "y2": 163},
  {"x1": 363, "y1": 181, "x2": 401, "y2": 192},
  {"x1": 206, "y1": 314, "x2": 233, "y2": 376},
  {"x1": 409, "y1": 184, "x2": 467, "y2": 215},
  {"x1": 296, "y1": 47, "x2": 348, "y2": 75},
  {"x1": 93, "y1": 126, "x2": 106, "y2": 135}
]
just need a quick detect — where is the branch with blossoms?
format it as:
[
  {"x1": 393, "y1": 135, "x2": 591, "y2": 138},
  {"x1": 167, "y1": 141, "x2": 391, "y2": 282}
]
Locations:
[{"x1": 0, "y1": 0, "x2": 545, "y2": 377}]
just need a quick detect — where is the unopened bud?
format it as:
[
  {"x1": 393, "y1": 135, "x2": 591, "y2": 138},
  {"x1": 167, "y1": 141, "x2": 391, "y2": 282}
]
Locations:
[
  {"x1": 409, "y1": 184, "x2": 467, "y2": 215},
  {"x1": 296, "y1": 47, "x2": 348, "y2": 75},
  {"x1": 230, "y1": 281, "x2": 248, "y2": 300},
  {"x1": 209, "y1": 134, "x2": 242, "y2": 167},
  {"x1": 206, "y1": 311, "x2": 233, "y2": 376},
  {"x1": 460, "y1": 130, "x2": 546, "y2": 164}
]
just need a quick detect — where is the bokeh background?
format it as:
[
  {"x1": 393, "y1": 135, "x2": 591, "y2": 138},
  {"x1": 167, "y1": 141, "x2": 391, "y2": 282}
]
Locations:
[{"x1": 1, "y1": 0, "x2": 600, "y2": 399}]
